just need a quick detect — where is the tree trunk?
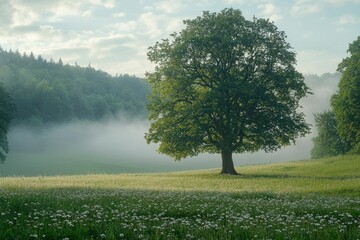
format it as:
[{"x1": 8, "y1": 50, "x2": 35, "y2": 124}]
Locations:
[{"x1": 220, "y1": 150, "x2": 239, "y2": 175}]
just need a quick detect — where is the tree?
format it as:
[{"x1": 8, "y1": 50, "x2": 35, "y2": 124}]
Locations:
[
  {"x1": 145, "y1": 8, "x2": 310, "y2": 175},
  {"x1": 311, "y1": 110, "x2": 351, "y2": 159},
  {"x1": 0, "y1": 83, "x2": 15, "y2": 162},
  {"x1": 331, "y1": 36, "x2": 360, "y2": 153}
]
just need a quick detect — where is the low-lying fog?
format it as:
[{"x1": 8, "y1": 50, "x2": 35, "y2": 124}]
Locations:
[{"x1": 0, "y1": 74, "x2": 340, "y2": 176}]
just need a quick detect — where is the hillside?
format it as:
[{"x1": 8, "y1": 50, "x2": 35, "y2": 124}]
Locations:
[{"x1": 0, "y1": 48, "x2": 149, "y2": 125}]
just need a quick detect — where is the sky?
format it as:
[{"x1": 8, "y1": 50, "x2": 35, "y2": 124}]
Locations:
[{"x1": 0, "y1": 0, "x2": 359, "y2": 77}]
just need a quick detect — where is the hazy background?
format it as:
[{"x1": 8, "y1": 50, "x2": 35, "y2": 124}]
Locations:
[{"x1": 0, "y1": 74, "x2": 340, "y2": 176}]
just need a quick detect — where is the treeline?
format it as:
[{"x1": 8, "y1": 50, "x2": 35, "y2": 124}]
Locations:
[{"x1": 0, "y1": 47, "x2": 149, "y2": 126}]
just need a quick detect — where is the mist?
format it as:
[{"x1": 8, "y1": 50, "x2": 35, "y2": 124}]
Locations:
[
  {"x1": 0, "y1": 74, "x2": 340, "y2": 176},
  {"x1": 1, "y1": 120, "x2": 222, "y2": 176}
]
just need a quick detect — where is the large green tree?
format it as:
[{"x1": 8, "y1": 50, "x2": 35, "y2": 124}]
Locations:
[
  {"x1": 0, "y1": 83, "x2": 15, "y2": 162},
  {"x1": 331, "y1": 36, "x2": 360, "y2": 153},
  {"x1": 145, "y1": 9, "x2": 310, "y2": 175}
]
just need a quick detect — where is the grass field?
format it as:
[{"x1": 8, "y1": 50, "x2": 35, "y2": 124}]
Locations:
[{"x1": 1, "y1": 155, "x2": 360, "y2": 239}]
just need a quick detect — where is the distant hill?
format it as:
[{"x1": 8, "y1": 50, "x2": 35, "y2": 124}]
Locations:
[{"x1": 0, "y1": 47, "x2": 149, "y2": 126}]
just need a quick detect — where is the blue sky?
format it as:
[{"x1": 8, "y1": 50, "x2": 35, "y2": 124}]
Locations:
[{"x1": 0, "y1": 0, "x2": 359, "y2": 77}]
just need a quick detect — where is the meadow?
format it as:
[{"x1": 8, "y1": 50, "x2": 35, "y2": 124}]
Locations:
[{"x1": 1, "y1": 155, "x2": 360, "y2": 239}]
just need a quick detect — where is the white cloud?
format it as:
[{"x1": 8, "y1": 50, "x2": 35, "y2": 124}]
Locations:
[
  {"x1": 223, "y1": 0, "x2": 247, "y2": 3},
  {"x1": 291, "y1": 0, "x2": 322, "y2": 15},
  {"x1": 302, "y1": 31, "x2": 314, "y2": 39},
  {"x1": 11, "y1": 3, "x2": 39, "y2": 27},
  {"x1": 165, "y1": 18, "x2": 184, "y2": 33},
  {"x1": 1, "y1": 0, "x2": 359, "y2": 78},
  {"x1": 326, "y1": 0, "x2": 360, "y2": 5},
  {"x1": 138, "y1": 12, "x2": 163, "y2": 39},
  {"x1": 113, "y1": 21, "x2": 137, "y2": 33},
  {"x1": 258, "y1": 3, "x2": 283, "y2": 22},
  {"x1": 155, "y1": 0, "x2": 183, "y2": 14},
  {"x1": 47, "y1": 1, "x2": 90, "y2": 22},
  {"x1": 0, "y1": 1, "x2": 14, "y2": 27},
  {"x1": 82, "y1": 10, "x2": 93, "y2": 17},
  {"x1": 113, "y1": 12, "x2": 126, "y2": 18},
  {"x1": 89, "y1": 0, "x2": 116, "y2": 8},
  {"x1": 291, "y1": 0, "x2": 360, "y2": 15},
  {"x1": 337, "y1": 14, "x2": 357, "y2": 25},
  {"x1": 296, "y1": 50, "x2": 340, "y2": 74}
]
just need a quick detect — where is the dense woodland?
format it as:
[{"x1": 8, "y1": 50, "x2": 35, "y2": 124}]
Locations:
[{"x1": 0, "y1": 47, "x2": 149, "y2": 126}]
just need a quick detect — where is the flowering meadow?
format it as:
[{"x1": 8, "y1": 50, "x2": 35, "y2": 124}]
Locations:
[
  {"x1": 1, "y1": 155, "x2": 360, "y2": 239},
  {"x1": 1, "y1": 189, "x2": 360, "y2": 239}
]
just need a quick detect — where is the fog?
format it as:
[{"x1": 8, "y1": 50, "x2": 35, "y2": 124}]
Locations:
[
  {"x1": 0, "y1": 74, "x2": 340, "y2": 176},
  {"x1": 2, "y1": 120, "x2": 223, "y2": 176}
]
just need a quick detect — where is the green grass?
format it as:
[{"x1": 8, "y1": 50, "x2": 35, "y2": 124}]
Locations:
[{"x1": 1, "y1": 155, "x2": 360, "y2": 239}]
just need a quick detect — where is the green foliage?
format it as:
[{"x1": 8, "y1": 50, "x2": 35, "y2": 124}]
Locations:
[
  {"x1": 311, "y1": 110, "x2": 351, "y2": 159},
  {"x1": 0, "y1": 82, "x2": 15, "y2": 162},
  {"x1": 331, "y1": 36, "x2": 360, "y2": 153},
  {"x1": 0, "y1": 48, "x2": 149, "y2": 126},
  {"x1": 146, "y1": 9, "x2": 310, "y2": 163}
]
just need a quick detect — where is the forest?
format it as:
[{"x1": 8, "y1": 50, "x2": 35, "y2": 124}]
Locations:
[{"x1": 0, "y1": 47, "x2": 149, "y2": 126}]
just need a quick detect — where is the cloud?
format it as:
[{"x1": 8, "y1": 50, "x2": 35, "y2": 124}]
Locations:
[
  {"x1": 10, "y1": 0, "x2": 113, "y2": 25},
  {"x1": 113, "y1": 21, "x2": 137, "y2": 33},
  {"x1": 296, "y1": 50, "x2": 341, "y2": 74},
  {"x1": 258, "y1": 3, "x2": 283, "y2": 22},
  {"x1": 11, "y1": 2, "x2": 39, "y2": 27},
  {"x1": 291, "y1": 0, "x2": 360, "y2": 15},
  {"x1": 138, "y1": 12, "x2": 163, "y2": 39},
  {"x1": 47, "y1": 1, "x2": 92, "y2": 22},
  {"x1": 155, "y1": 0, "x2": 183, "y2": 14},
  {"x1": 291, "y1": 0, "x2": 322, "y2": 15},
  {"x1": 326, "y1": 0, "x2": 360, "y2": 5},
  {"x1": 89, "y1": 0, "x2": 116, "y2": 8},
  {"x1": 113, "y1": 12, "x2": 126, "y2": 18},
  {"x1": 223, "y1": 0, "x2": 247, "y2": 3},
  {"x1": 336, "y1": 14, "x2": 357, "y2": 25},
  {"x1": 301, "y1": 31, "x2": 314, "y2": 39},
  {"x1": 1, "y1": 0, "x2": 359, "y2": 78},
  {"x1": 0, "y1": 1, "x2": 14, "y2": 28}
]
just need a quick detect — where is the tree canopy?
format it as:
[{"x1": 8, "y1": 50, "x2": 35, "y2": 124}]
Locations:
[
  {"x1": 331, "y1": 36, "x2": 360, "y2": 153},
  {"x1": 0, "y1": 48, "x2": 149, "y2": 126},
  {"x1": 145, "y1": 8, "x2": 310, "y2": 174},
  {"x1": 0, "y1": 82, "x2": 15, "y2": 162}
]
